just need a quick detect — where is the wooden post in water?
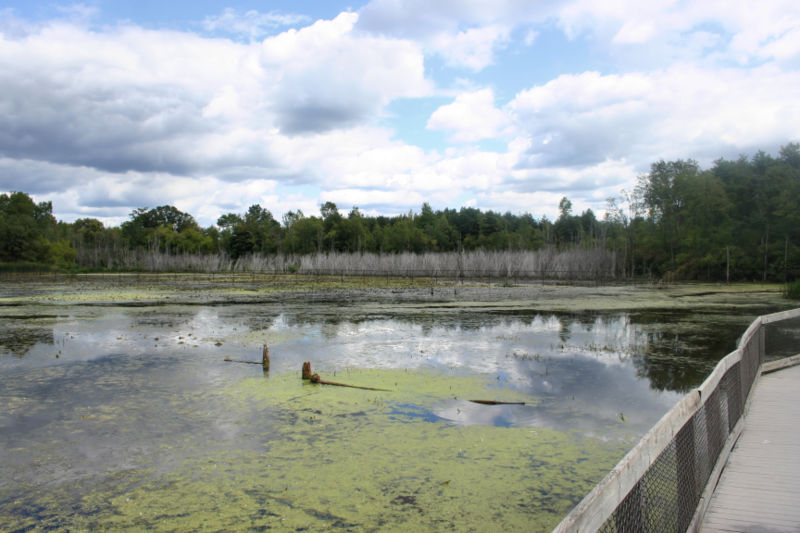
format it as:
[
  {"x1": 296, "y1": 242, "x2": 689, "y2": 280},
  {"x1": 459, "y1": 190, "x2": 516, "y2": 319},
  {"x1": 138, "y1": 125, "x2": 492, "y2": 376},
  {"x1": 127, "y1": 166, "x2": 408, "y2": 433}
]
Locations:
[
  {"x1": 302, "y1": 361, "x2": 312, "y2": 380},
  {"x1": 262, "y1": 344, "x2": 270, "y2": 371}
]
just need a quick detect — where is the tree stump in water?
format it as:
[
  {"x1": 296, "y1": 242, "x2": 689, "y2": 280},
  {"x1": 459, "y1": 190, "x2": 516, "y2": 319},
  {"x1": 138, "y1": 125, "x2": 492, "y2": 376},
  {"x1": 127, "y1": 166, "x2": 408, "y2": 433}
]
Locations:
[
  {"x1": 302, "y1": 361, "x2": 312, "y2": 380},
  {"x1": 262, "y1": 344, "x2": 270, "y2": 371}
]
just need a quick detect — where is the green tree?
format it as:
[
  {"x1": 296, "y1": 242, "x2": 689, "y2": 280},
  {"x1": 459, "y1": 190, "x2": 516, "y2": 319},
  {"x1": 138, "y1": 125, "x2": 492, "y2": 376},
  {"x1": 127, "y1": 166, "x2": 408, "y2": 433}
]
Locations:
[
  {"x1": 226, "y1": 205, "x2": 282, "y2": 258},
  {"x1": 121, "y1": 205, "x2": 200, "y2": 251},
  {"x1": 320, "y1": 201, "x2": 343, "y2": 251},
  {"x1": 554, "y1": 197, "x2": 580, "y2": 247},
  {"x1": 72, "y1": 218, "x2": 106, "y2": 248},
  {"x1": 0, "y1": 192, "x2": 53, "y2": 262},
  {"x1": 288, "y1": 216, "x2": 324, "y2": 254},
  {"x1": 636, "y1": 160, "x2": 701, "y2": 271}
]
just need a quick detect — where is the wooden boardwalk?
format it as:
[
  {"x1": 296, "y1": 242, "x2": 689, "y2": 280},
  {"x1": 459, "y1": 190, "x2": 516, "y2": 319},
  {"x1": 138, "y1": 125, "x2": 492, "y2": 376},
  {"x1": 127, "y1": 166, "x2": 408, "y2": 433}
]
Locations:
[{"x1": 700, "y1": 363, "x2": 800, "y2": 533}]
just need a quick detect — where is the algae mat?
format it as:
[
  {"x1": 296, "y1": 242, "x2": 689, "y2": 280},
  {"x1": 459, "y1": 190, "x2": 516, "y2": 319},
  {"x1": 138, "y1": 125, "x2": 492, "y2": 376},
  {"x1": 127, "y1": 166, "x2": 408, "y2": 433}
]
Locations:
[
  {"x1": 1, "y1": 278, "x2": 791, "y2": 532},
  {"x1": 0, "y1": 369, "x2": 629, "y2": 532}
]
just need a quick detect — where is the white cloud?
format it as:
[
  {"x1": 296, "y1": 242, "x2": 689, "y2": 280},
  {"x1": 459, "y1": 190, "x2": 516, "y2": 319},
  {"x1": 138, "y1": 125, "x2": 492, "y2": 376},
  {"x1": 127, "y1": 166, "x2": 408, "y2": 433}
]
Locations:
[
  {"x1": 427, "y1": 89, "x2": 510, "y2": 142},
  {"x1": 2, "y1": 1, "x2": 799, "y2": 228},
  {"x1": 202, "y1": 8, "x2": 309, "y2": 40},
  {"x1": 558, "y1": 0, "x2": 800, "y2": 66},
  {"x1": 0, "y1": 10, "x2": 438, "y2": 224},
  {"x1": 357, "y1": 0, "x2": 554, "y2": 36},
  {"x1": 429, "y1": 24, "x2": 510, "y2": 70},
  {"x1": 758, "y1": 26, "x2": 800, "y2": 61},
  {"x1": 260, "y1": 12, "x2": 431, "y2": 134},
  {"x1": 324, "y1": 188, "x2": 427, "y2": 211},
  {"x1": 0, "y1": 11, "x2": 431, "y2": 174},
  {"x1": 508, "y1": 71, "x2": 654, "y2": 167},
  {"x1": 507, "y1": 65, "x2": 800, "y2": 170},
  {"x1": 612, "y1": 20, "x2": 656, "y2": 44},
  {"x1": 356, "y1": 0, "x2": 536, "y2": 70},
  {"x1": 523, "y1": 29, "x2": 539, "y2": 46}
]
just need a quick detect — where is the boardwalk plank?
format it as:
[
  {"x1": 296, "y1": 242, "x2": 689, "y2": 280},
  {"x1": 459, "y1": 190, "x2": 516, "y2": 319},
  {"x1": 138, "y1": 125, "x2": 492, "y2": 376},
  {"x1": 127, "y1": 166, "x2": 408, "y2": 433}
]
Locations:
[{"x1": 699, "y1": 364, "x2": 800, "y2": 533}]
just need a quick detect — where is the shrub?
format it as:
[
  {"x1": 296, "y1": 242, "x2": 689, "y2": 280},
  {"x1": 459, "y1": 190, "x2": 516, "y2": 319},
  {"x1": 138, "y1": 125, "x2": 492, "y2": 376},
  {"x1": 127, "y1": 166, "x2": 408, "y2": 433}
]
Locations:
[{"x1": 785, "y1": 280, "x2": 800, "y2": 299}]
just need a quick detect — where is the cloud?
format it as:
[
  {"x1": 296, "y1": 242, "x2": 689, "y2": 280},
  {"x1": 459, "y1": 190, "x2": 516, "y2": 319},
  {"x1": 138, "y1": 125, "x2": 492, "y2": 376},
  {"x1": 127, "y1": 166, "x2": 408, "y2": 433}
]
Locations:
[
  {"x1": 0, "y1": 23, "x2": 250, "y2": 174},
  {"x1": 356, "y1": 0, "x2": 538, "y2": 70},
  {"x1": 0, "y1": 12, "x2": 430, "y2": 175},
  {"x1": 612, "y1": 19, "x2": 656, "y2": 44},
  {"x1": 427, "y1": 89, "x2": 510, "y2": 142},
  {"x1": 261, "y1": 12, "x2": 431, "y2": 134},
  {"x1": 508, "y1": 71, "x2": 654, "y2": 168},
  {"x1": 201, "y1": 8, "x2": 310, "y2": 40},
  {"x1": 357, "y1": 0, "x2": 554, "y2": 36},
  {"x1": 558, "y1": 0, "x2": 800, "y2": 66},
  {"x1": 429, "y1": 24, "x2": 510, "y2": 71},
  {"x1": 2, "y1": 1, "x2": 799, "y2": 229},
  {"x1": 507, "y1": 66, "x2": 800, "y2": 170}
]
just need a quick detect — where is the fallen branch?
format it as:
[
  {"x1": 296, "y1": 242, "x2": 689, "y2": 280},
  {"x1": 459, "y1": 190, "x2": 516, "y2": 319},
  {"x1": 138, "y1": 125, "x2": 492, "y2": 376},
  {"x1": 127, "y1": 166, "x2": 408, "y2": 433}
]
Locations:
[
  {"x1": 224, "y1": 344, "x2": 270, "y2": 371},
  {"x1": 468, "y1": 400, "x2": 526, "y2": 405},
  {"x1": 310, "y1": 373, "x2": 391, "y2": 392}
]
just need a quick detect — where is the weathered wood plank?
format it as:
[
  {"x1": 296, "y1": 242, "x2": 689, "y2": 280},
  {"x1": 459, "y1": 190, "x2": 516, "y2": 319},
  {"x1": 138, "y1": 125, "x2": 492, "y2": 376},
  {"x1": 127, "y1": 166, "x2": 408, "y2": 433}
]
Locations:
[{"x1": 700, "y1": 363, "x2": 800, "y2": 533}]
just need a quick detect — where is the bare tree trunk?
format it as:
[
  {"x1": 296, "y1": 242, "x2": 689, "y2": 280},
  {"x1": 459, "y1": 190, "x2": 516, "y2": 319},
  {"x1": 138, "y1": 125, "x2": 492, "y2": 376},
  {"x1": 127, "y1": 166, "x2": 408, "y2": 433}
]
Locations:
[
  {"x1": 726, "y1": 246, "x2": 730, "y2": 284},
  {"x1": 763, "y1": 227, "x2": 769, "y2": 282}
]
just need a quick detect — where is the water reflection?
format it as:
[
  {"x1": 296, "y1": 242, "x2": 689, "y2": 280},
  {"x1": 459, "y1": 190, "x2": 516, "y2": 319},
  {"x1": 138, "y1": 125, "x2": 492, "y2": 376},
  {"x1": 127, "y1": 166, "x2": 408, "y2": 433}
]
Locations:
[
  {"x1": 765, "y1": 316, "x2": 800, "y2": 360},
  {"x1": 0, "y1": 303, "x2": 755, "y2": 437},
  {"x1": 0, "y1": 325, "x2": 54, "y2": 357},
  {"x1": 1, "y1": 300, "x2": 774, "y2": 531}
]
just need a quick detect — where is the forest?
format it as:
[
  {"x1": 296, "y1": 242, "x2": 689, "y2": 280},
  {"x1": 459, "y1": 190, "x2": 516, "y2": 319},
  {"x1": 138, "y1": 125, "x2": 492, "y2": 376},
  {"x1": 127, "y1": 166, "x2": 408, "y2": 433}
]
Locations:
[{"x1": 1, "y1": 143, "x2": 798, "y2": 282}]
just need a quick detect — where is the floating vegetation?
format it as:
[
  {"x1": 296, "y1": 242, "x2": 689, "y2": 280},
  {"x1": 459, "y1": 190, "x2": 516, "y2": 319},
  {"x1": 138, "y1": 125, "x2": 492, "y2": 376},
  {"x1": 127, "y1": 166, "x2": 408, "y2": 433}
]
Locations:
[
  {"x1": 0, "y1": 369, "x2": 628, "y2": 532},
  {"x1": 0, "y1": 278, "x2": 793, "y2": 531}
]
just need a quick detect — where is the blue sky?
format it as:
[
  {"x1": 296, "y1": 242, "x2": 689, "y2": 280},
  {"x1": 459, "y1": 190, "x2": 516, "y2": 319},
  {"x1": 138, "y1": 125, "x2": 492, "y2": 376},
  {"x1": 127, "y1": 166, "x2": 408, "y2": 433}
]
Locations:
[{"x1": 1, "y1": 1, "x2": 798, "y2": 226}]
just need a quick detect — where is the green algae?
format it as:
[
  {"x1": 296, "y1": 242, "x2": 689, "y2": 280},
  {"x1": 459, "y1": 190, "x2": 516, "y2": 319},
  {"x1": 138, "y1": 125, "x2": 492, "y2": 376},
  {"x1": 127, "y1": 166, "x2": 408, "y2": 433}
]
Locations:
[
  {"x1": 68, "y1": 370, "x2": 627, "y2": 532},
  {"x1": 0, "y1": 275, "x2": 789, "y2": 314},
  {"x1": 0, "y1": 368, "x2": 629, "y2": 532},
  {"x1": 93, "y1": 423, "x2": 622, "y2": 532},
  {"x1": 2, "y1": 278, "x2": 792, "y2": 531},
  {"x1": 230, "y1": 368, "x2": 533, "y2": 412}
]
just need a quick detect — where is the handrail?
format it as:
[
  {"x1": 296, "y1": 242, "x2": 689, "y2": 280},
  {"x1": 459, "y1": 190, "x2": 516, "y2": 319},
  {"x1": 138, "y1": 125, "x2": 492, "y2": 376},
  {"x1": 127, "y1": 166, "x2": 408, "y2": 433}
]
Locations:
[{"x1": 552, "y1": 307, "x2": 800, "y2": 533}]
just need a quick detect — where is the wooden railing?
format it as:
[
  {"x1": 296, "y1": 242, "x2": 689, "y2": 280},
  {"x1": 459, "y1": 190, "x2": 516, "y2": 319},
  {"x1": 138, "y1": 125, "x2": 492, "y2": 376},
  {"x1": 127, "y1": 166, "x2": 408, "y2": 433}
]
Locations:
[{"x1": 552, "y1": 308, "x2": 800, "y2": 532}]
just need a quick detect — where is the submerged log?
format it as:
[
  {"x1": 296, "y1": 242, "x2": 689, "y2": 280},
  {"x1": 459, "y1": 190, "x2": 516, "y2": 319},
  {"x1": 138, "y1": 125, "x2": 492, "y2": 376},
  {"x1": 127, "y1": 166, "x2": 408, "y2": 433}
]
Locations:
[
  {"x1": 468, "y1": 400, "x2": 526, "y2": 405},
  {"x1": 224, "y1": 357, "x2": 262, "y2": 365},
  {"x1": 309, "y1": 373, "x2": 390, "y2": 392}
]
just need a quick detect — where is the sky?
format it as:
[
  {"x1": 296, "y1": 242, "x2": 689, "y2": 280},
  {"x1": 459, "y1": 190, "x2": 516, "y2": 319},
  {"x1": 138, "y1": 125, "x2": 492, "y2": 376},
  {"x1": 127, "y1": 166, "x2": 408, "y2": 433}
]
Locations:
[{"x1": 1, "y1": 1, "x2": 799, "y2": 227}]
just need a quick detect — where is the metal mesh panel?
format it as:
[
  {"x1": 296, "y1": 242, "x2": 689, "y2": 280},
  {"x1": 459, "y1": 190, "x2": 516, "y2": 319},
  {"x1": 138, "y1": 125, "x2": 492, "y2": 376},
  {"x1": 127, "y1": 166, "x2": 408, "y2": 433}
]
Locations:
[
  {"x1": 598, "y1": 441, "x2": 680, "y2": 533},
  {"x1": 703, "y1": 388, "x2": 724, "y2": 478},
  {"x1": 692, "y1": 399, "x2": 711, "y2": 499},
  {"x1": 739, "y1": 327, "x2": 762, "y2": 402},
  {"x1": 724, "y1": 361, "x2": 742, "y2": 429},
  {"x1": 556, "y1": 312, "x2": 800, "y2": 533},
  {"x1": 595, "y1": 332, "x2": 762, "y2": 532}
]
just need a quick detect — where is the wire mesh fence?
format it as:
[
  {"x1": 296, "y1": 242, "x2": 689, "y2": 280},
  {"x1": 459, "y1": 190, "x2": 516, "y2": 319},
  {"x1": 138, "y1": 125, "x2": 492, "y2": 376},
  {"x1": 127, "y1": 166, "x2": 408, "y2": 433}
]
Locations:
[{"x1": 554, "y1": 308, "x2": 800, "y2": 533}]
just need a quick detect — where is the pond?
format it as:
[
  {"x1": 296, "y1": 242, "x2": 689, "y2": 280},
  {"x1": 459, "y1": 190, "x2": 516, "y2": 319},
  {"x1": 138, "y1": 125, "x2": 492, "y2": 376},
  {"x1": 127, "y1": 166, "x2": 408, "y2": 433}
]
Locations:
[{"x1": 0, "y1": 277, "x2": 793, "y2": 531}]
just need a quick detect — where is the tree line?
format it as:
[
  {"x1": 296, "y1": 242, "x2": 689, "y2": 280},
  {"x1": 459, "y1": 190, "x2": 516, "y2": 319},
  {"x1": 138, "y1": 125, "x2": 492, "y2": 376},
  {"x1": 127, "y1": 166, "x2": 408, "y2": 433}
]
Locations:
[{"x1": 1, "y1": 143, "x2": 798, "y2": 281}]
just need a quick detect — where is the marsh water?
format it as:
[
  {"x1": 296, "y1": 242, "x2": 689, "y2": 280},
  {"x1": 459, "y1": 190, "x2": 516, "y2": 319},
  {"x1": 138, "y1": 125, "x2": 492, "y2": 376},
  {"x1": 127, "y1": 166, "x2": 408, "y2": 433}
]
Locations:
[{"x1": 0, "y1": 277, "x2": 794, "y2": 531}]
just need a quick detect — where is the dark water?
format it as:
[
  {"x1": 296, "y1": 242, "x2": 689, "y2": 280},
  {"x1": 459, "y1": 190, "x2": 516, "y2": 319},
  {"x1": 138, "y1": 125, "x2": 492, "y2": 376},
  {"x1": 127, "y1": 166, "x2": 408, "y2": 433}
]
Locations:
[{"x1": 0, "y1": 299, "x2": 786, "y2": 531}]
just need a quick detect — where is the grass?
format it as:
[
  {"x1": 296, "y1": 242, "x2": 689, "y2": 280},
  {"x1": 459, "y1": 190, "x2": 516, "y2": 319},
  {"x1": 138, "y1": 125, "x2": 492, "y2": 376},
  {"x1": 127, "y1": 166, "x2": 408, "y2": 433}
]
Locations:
[
  {"x1": 785, "y1": 280, "x2": 800, "y2": 299},
  {"x1": 0, "y1": 261, "x2": 56, "y2": 273}
]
